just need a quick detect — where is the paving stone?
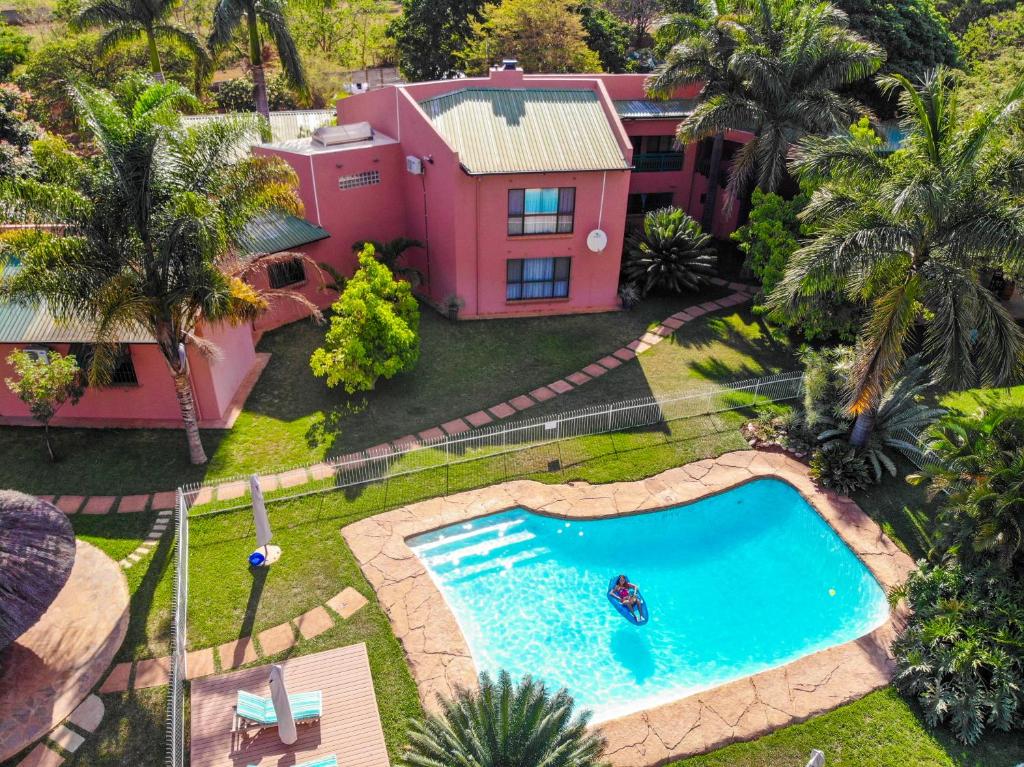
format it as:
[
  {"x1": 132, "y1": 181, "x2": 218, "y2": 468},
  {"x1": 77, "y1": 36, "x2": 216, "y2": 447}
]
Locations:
[
  {"x1": 728, "y1": 281, "x2": 748, "y2": 291},
  {"x1": 417, "y1": 427, "x2": 445, "y2": 442},
  {"x1": 661, "y1": 316, "x2": 685, "y2": 330},
  {"x1": 127, "y1": 552, "x2": 142, "y2": 563},
  {"x1": 465, "y1": 410, "x2": 493, "y2": 427},
  {"x1": 116, "y1": 494, "x2": 150, "y2": 513},
  {"x1": 119, "y1": 561, "x2": 130, "y2": 570},
  {"x1": 192, "y1": 487, "x2": 214, "y2": 506},
  {"x1": 548, "y1": 379, "x2": 573, "y2": 394},
  {"x1": 133, "y1": 656, "x2": 170, "y2": 689},
  {"x1": 150, "y1": 491, "x2": 177, "y2": 510},
  {"x1": 327, "y1": 587, "x2": 369, "y2": 619},
  {"x1": 529, "y1": 386, "x2": 556, "y2": 403},
  {"x1": 68, "y1": 695, "x2": 104, "y2": 733},
  {"x1": 367, "y1": 443, "x2": 393, "y2": 455},
  {"x1": 17, "y1": 743, "x2": 64, "y2": 767},
  {"x1": 99, "y1": 663, "x2": 132, "y2": 694},
  {"x1": 719, "y1": 293, "x2": 747, "y2": 307},
  {"x1": 598, "y1": 355, "x2": 622, "y2": 369},
  {"x1": 216, "y1": 481, "x2": 247, "y2": 501},
  {"x1": 309, "y1": 463, "x2": 335, "y2": 481},
  {"x1": 699, "y1": 300, "x2": 722, "y2": 312},
  {"x1": 686, "y1": 306, "x2": 707, "y2": 318},
  {"x1": 640, "y1": 331, "x2": 665, "y2": 344},
  {"x1": 708, "y1": 276, "x2": 728, "y2": 286},
  {"x1": 36, "y1": 495, "x2": 55, "y2": 504},
  {"x1": 48, "y1": 725, "x2": 84, "y2": 754},
  {"x1": 219, "y1": 638, "x2": 257, "y2": 670},
  {"x1": 488, "y1": 402, "x2": 516, "y2": 419},
  {"x1": 652, "y1": 325, "x2": 674, "y2": 337},
  {"x1": 55, "y1": 496, "x2": 84, "y2": 515},
  {"x1": 440, "y1": 418, "x2": 470, "y2": 435},
  {"x1": 582, "y1": 363, "x2": 607, "y2": 378},
  {"x1": 630, "y1": 341, "x2": 651, "y2": 354},
  {"x1": 256, "y1": 474, "x2": 280, "y2": 492},
  {"x1": 186, "y1": 648, "x2": 216, "y2": 680},
  {"x1": 671, "y1": 311, "x2": 693, "y2": 321},
  {"x1": 509, "y1": 395, "x2": 535, "y2": 411},
  {"x1": 294, "y1": 606, "x2": 334, "y2": 640},
  {"x1": 278, "y1": 468, "x2": 310, "y2": 488},
  {"x1": 612, "y1": 347, "x2": 636, "y2": 362},
  {"x1": 566, "y1": 371, "x2": 591, "y2": 386},
  {"x1": 80, "y1": 496, "x2": 115, "y2": 515},
  {"x1": 392, "y1": 434, "x2": 420, "y2": 450},
  {"x1": 258, "y1": 623, "x2": 297, "y2": 656}
]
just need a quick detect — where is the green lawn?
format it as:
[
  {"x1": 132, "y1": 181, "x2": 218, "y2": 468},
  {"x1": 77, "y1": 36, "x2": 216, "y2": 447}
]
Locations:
[
  {"x1": 941, "y1": 384, "x2": 1024, "y2": 413},
  {"x1": 0, "y1": 290, "x2": 756, "y2": 497}
]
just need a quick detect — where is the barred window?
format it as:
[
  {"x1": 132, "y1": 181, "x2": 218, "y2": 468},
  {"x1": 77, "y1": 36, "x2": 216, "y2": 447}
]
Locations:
[
  {"x1": 268, "y1": 258, "x2": 305, "y2": 288},
  {"x1": 68, "y1": 343, "x2": 139, "y2": 386},
  {"x1": 338, "y1": 170, "x2": 380, "y2": 190}
]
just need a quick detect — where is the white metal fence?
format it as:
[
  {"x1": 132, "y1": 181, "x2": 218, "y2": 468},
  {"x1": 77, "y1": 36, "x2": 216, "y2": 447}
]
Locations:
[{"x1": 165, "y1": 370, "x2": 804, "y2": 765}]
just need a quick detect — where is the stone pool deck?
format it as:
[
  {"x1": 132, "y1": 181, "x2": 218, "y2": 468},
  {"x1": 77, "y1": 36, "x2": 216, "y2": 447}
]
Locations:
[{"x1": 342, "y1": 449, "x2": 916, "y2": 767}]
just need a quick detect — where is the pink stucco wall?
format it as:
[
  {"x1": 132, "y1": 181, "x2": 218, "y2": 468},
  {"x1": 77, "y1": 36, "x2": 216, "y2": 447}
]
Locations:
[{"x1": 0, "y1": 321, "x2": 258, "y2": 427}]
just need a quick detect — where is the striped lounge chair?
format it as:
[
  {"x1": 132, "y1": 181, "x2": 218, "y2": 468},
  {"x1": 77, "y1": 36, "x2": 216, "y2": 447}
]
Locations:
[
  {"x1": 234, "y1": 689, "x2": 323, "y2": 731},
  {"x1": 248, "y1": 756, "x2": 337, "y2": 767}
]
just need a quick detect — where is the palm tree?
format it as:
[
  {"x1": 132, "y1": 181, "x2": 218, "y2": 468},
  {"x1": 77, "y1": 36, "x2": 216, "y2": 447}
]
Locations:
[
  {"x1": 0, "y1": 80, "x2": 320, "y2": 464},
  {"x1": 647, "y1": 0, "x2": 741, "y2": 233},
  {"x1": 910, "y1": 404, "x2": 1024, "y2": 572},
  {"x1": 622, "y1": 207, "x2": 717, "y2": 295},
  {"x1": 404, "y1": 670, "x2": 606, "y2": 767},
  {"x1": 71, "y1": 0, "x2": 209, "y2": 84},
  {"x1": 678, "y1": 0, "x2": 883, "y2": 201},
  {"x1": 208, "y1": 0, "x2": 308, "y2": 118},
  {"x1": 352, "y1": 237, "x2": 424, "y2": 285},
  {"x1": 774, "y1": 68, "x2": 1024, "y2": 445}
]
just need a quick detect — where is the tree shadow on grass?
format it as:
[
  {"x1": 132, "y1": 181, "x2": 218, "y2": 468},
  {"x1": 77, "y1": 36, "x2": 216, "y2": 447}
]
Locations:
[{"x1": 117, "y1": 528, "x2": 175, "y2": 662}]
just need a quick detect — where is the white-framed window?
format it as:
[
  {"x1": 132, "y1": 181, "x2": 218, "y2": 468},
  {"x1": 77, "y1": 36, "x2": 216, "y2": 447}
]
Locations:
[
  {"x1": 338, "y1": 170, "x2": 380, "y2": 190},
  {"x1": 506, "y1": 257, "x2": 571, "y2": 300}
]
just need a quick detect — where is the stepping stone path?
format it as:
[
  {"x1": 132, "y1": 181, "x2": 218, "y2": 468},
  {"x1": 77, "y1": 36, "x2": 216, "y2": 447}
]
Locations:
[
  {"x1": 118, "y1": 508, "x2": 174, "y2": 570},
  {"x1": 17, "y1": 695, "x2": 105, "y2": 767}
]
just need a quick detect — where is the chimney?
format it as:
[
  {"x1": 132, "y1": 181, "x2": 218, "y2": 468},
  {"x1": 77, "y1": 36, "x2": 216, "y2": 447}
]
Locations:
[{"x1": 489, "y1": 58, "x2": 524, "y2": 85}]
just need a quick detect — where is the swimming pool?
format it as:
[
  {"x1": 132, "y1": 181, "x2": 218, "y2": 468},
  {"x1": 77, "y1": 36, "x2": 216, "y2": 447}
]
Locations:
[{"x1": 408, "y1": 477, "x2": 889, "y2": 721}]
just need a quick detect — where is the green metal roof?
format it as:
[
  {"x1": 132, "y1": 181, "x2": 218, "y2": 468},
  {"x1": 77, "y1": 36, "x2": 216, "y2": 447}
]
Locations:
[
  {"x1": 0, "y1": 281, "x2": 154, "y2": 345},
  {"x1": 238, "y1": 212, "x2": 330, "y2": 256},
  {"x1": 613, "y1": 99, "x2": 695, "y2": 120},
  {"x1": 419, "y1": 88, "x2": 630, "y2": 175}
]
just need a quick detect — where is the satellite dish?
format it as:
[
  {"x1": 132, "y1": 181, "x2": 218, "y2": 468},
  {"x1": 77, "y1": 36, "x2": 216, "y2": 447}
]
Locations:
[{"x1": 586, "y1": 229, "x2": 608, "y2": 253}]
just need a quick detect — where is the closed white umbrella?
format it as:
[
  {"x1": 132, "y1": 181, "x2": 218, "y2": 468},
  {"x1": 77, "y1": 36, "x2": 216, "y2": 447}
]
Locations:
[
  {"x1": 250, "y1": 474, "x2": 281, "y2": 565},
  {"x1": 269, "y1": 664, "x2": 297, "y2": 745}
]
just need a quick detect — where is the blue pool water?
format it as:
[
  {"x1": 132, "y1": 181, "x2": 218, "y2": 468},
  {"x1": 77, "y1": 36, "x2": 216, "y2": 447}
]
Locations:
[{"x1": 408, "y1": 478, "x2": 889, "y2": 720}]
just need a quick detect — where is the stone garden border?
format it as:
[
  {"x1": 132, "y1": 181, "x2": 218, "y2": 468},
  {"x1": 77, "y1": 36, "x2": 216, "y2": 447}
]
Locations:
[{"x1": 342, "y1": 449, "x2": 916, "y2": 767}]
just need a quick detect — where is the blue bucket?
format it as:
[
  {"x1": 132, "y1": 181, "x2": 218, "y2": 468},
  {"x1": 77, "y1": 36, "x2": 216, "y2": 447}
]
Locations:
[{"x1": 248, "y1": 550, "x2": 266, "y2": 567}]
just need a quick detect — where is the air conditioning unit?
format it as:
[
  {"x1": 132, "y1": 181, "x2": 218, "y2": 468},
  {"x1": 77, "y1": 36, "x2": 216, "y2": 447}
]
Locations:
[
  {"x1": 406, "y1": 155, "x2": 424, "y2": 175},
  {"x1": 23, "y1": 346, "x2": 52, "y2": 363}
]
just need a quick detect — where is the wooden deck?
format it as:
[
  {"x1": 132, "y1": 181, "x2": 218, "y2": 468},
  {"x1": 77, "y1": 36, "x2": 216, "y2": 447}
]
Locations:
[{"x1": 190, "y1": 643, "x2": 390, "y2": 767}]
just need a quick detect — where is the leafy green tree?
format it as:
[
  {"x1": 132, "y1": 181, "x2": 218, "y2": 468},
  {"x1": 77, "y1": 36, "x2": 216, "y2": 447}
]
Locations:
[
  {"x1": 678, "y1": 0, "x2": 883, "y2": 199},
  {"x1": 958, "y1": 5, "x2": 1024, "y2": 64},
  {"x1": 575, "y1": 0, "x2": 631, "y2": 73},
  {"x1": 458, "y1": 0, "x2": 602, "y2": 75},
  {"x1": 648, "y1": 0, "x2": 739, "y2": 232},
  {"x1": 911, "y1": 405, "x2": 1024, "y2": 572},
  {"x1": 310, "y1": 246, "x2": 420, "y2": 393},
  {"x1": 390, "y1": 0, "x2": 486, "y2": 80},
  {"x1": 622, "y1": 207, "x2": 716, "y2": 295},
  {"x1": 891, "y1": 561, "x2": 1024, "y2": 744},
  {"x1": 71, "y1": 0, "x2": 209, "y2": 84},
  {"x1": 733, "y1": 187, "x2": 859, "y2": 341},
  {"x1": 214, "y1": 72, "x2": 300, "y2": 111},
  {"x1": 608, "y1": 0, "x2": 661, "y2": 47},
  {"x1": 0, "y1": 83, "x2": 40, "y2": 179},
  {"x1": 0, "y1": 80, "x2": 314, "y2": 464},
  {"x1": 775, "y1": 68, "x2": 1024, "y2": 446},
  {"x1": 404, "y1": 670, "x2": 606, "y2": 767},
  {"x1": 209, "y1": 0, "x2": 308, "y2": 117},
  {"x1": 4, "y1": 350, "x2": 84, "y2": 462},
  {"x1": 936, "y1": 0, "x2": 1016, "y2": 33},
  {"x1": 0, "y1": 21, "x2": 30, "y2": 80},
  {"x1": 833, "y1": 0, "x2": 957, "y2": 80}
]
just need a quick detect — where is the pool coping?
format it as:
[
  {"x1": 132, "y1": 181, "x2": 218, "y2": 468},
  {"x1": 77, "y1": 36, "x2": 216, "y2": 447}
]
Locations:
[{"x1": 341, "y1": 449, "x2": 916, "y2": 766}]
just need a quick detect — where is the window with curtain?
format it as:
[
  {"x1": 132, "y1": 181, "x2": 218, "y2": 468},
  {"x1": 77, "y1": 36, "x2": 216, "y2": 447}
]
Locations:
[
  {"x1": 506, "y1": 257, "x2": 571, "y2": 300},
  {"x1": 507, "y1": 187, "x2": 575, "y2": 235}
]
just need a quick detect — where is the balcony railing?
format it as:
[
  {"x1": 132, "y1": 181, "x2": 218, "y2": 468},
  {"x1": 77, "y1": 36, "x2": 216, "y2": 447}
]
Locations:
[{"x1": 633, "y1": 152, "x2": 684, "y2": 172}]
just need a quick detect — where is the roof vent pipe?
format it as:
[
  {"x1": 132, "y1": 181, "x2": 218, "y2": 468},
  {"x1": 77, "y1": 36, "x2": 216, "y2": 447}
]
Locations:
[{"x1": 501, "y1": 59, "x2": 519, "y2": 71}]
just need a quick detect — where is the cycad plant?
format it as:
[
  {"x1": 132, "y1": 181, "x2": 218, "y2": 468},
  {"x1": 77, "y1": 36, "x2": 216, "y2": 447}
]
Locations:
[
  {"x1": 352, "y1": 237, "x2": 424, "y2": 286},
  {"x1": 0, "y1": 79, "x2": 318, "y2": 464},
  {"x1": 209, "y1": 0, "x2": 308, "y2": 117},
  {"x1": 677, "y1": 0, "x2": 883, "y2": 200},
  {"x1": 911, "y1": 404, "x2": 1024, "y2": 572},
  {"x1": 622, "y1": 207, "x2": 717, "y2": 296},
  {"x1": 817, "y1": 355, "x2": 945, "y2": 481},
  {"x1": 404, "y1": 670, "x2": 606, "y2": 767},
  {"x1": 71, "y1": 0, "x2": 210, "y2": 84},
  {"x1": 775, "y1": 68, "x2": 1024, "y2": 445}
]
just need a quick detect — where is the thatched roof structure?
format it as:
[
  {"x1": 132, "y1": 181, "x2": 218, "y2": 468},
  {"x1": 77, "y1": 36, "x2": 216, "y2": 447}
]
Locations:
[{"x1": 0, "y1": 491, "x2": 76, "y2": 652}]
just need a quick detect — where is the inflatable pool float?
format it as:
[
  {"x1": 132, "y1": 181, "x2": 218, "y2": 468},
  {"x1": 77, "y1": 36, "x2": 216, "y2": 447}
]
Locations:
[{"x1": 607, "y1": 576, "x2": 649, "y2": 625}]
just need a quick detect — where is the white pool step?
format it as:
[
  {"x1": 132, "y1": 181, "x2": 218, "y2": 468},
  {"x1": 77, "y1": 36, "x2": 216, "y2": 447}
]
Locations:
[{"x1": 421, "y1": 530, "x2": 536, "y2": 568}]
